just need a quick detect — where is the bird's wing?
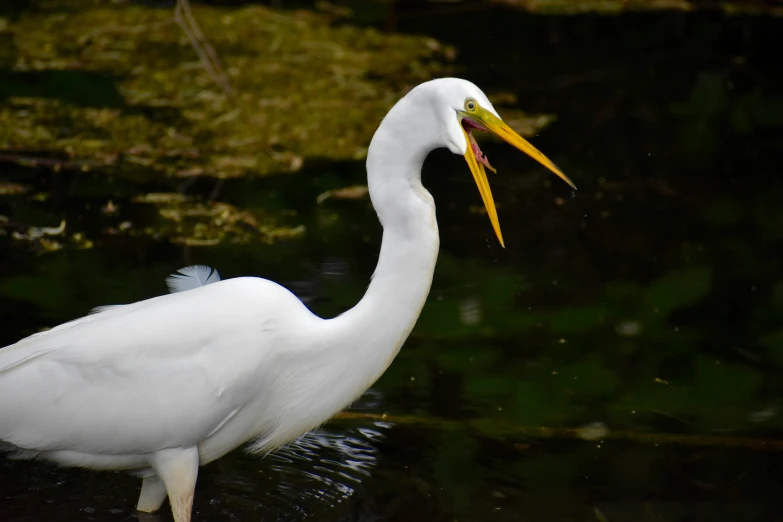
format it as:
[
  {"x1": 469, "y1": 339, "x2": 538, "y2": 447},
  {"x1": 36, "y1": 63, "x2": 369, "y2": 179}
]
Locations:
[{"x1": 0, "y1": 276, "x2": 317, "y2": 455}]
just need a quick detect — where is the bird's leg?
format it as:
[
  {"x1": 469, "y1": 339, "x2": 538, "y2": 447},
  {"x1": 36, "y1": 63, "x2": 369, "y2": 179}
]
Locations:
[
  {"x1": 150, "y1": 447, "x2": 200, "y2": 522},
  {"x1": 137, "y1": 475, "x2": 168, "y2": 513}
]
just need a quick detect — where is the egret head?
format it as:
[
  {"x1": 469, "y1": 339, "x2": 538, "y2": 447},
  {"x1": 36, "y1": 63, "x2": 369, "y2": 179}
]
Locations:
[{"x1": 424, "y1": 78, "x2": 576, "y2": 247}]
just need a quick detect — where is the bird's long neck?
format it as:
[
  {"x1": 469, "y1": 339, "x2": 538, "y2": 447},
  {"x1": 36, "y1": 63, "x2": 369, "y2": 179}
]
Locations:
[
  {"x1": 257, "y1": 96, "x2": 443, "y2": 450},
  {"x1": 328, "y1": 103, "x2": 441, "y2": 386}
]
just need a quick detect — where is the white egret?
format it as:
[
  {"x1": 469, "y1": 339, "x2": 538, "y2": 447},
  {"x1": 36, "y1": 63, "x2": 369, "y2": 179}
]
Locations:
[{"x1": 0, "y1": 78, "x2": 574, "y2": 522}]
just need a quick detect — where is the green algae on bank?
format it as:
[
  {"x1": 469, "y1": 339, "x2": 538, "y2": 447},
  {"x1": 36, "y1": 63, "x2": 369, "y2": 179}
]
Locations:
[
  {"x1": 0, "y1": 1, "x2": 560, "y2": 253},
  {"x1": 1, "y1": 0, "x2": 460, "y2": 178},
  {"x1": 128, "y1": 195, "x2": 307, "y2": 247}
]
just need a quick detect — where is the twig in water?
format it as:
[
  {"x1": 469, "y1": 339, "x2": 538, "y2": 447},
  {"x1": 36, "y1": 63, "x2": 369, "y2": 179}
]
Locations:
[
  {"x1": 175, "y1": 0, "x2": 233, "y2": 94},
  {"x1": 334, "y1": 411, "x2": 783, "y2": 452}
]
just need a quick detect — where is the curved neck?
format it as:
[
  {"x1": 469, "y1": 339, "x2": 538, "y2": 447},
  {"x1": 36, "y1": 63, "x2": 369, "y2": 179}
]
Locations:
[
  {"x1": 328, "y1": 99, "x2": 441, "y2": 380},
  {"x1": 261, "y1": 94, "x2": 445, "y2": 447}
]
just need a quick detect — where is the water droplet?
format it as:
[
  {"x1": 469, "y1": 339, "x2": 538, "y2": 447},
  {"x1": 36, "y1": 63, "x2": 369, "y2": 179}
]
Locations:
[
  {"x1": 577, "y1": 422, "x2": 609, "y2": 441},
  {"x1": 616, "y1": 321, "x2": 642, "y2": 337}
]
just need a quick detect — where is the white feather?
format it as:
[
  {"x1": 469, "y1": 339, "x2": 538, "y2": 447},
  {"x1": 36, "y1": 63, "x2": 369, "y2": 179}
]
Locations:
[
  {"x1": 165, "y1": 265, "x2": 221, "y2": 294},
  {"x1": 88, "y1": 265, "x2": 221, "y2": 315}
]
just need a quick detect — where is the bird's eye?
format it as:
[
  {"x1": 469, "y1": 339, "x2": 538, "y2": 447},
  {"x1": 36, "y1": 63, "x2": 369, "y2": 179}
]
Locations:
[{"x1": 464, "y1": 98, "x2": 477, "y2": 112}]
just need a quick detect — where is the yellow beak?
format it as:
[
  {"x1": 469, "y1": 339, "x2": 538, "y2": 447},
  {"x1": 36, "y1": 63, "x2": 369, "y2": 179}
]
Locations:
[{"x1": 460, "y1": 108, "x2": 576, "y2": 248}]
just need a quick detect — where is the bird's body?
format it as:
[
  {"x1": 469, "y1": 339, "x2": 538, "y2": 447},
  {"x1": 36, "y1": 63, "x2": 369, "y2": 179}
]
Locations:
[
  {"x1": 2, "y1": 277, "x2": 329, "y2": 467},
  {"x1": 0, "y1": 78, "x2": 573, "y2": 522}
]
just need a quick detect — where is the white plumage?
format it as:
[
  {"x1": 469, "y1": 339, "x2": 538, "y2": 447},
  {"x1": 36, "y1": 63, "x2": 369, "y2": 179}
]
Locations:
[
  {"x1": 166, "y1": 264, "x2": 221, "y2": 293},
  {"x1": 0, "y1": 78, "x2": 573, "y2": 522}
]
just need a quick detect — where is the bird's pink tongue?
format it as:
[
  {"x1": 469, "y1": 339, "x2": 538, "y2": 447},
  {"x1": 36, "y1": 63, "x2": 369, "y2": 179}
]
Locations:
[{"x1": 467, "y1": 129, "x2": 495, "y2": 173}]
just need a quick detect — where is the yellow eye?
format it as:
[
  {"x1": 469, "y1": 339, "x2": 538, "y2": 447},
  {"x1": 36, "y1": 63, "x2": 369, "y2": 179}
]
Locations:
[{"x1": 464, "y1": 98, "x2": 477, "y2": 112}]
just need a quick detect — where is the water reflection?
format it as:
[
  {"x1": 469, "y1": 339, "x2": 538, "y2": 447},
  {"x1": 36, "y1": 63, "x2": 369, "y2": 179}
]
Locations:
[
  {"x1": 269, "y1": 423, "x2": 389, "y2": 509},
  {"x1": 260, "y1": 391, "x2": 391, "y2": 515}
]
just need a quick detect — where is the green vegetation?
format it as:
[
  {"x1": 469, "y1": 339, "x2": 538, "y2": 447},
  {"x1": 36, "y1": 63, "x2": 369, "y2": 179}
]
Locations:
[
  {"x1": 1, "y1": 1, "x2": 454, "y2": 176},
  {"x1": 0, "y1": 0, "x2": 557, "y2": 248}
]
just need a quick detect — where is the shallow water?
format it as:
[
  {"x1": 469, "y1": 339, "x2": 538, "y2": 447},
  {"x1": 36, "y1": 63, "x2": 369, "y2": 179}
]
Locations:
[{"x1": 1, "y1": 1, "x2": 783, "y2": 521}]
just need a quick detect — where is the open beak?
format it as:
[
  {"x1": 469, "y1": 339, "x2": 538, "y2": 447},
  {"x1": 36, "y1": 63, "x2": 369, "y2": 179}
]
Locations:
[{"x1": 459, "y1": 107, "x2": 576, "y2": 248}]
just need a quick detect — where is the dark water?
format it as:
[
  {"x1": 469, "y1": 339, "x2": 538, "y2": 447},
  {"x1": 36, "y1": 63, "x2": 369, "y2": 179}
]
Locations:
[{"x1": 2, "y1": 1, "x2": 783, "y2": 521}]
